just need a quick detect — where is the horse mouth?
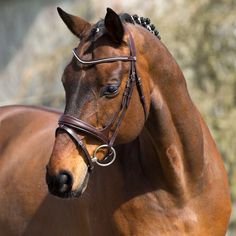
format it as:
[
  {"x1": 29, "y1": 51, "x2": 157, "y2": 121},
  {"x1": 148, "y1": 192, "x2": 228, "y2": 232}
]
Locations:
[
  {"x1": 60, "y1": 171, "x2": 90, "y2": 199},
  {"x1": 73, "y1": 171, "x2": 90, "y2": 198}
]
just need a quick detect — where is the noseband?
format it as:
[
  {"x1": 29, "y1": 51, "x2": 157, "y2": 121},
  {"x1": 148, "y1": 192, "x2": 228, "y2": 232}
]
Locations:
[{"x1": 57, "y1": 29, "x2": 147, "y2": 171}]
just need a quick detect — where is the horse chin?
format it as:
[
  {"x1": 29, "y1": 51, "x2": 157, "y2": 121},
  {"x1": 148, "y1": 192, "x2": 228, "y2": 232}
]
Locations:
[{"x1": 71, "y1": 171, "x2": 90, "y2": 198}]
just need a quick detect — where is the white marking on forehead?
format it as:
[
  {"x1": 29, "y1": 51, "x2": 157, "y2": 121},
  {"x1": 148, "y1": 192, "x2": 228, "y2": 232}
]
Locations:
[
  {"x1": 111, "y1": 62, "x2": 122, "y2": 78},
  {"x1": 81, "y1": 70, "x2": 86, "y2": 79},
  {"x1": 72, "y1": 70, "x2": 86, "y2": 106}
]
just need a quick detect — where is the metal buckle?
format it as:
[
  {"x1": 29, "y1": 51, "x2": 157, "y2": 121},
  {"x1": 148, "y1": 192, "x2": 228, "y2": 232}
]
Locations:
[{"x1": 92, "y1": 144, "x2": 116, "y2": 167}]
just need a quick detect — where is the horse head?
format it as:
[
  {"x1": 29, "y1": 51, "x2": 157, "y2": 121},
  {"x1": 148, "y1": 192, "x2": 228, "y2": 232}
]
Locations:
[{"x1": 46, "y1": 8, "x2": 154, "y2": 198}]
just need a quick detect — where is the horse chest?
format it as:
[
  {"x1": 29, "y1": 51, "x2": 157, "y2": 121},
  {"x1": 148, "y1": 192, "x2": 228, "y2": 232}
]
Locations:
[{"x1": 110, "y1": 192, "x2": 200, "y2": 236}]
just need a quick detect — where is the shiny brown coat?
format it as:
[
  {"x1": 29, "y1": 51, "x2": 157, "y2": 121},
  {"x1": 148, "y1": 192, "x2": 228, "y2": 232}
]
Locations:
[{"x1": 0, "y1": 8, "x2": 231, "y2": 236}]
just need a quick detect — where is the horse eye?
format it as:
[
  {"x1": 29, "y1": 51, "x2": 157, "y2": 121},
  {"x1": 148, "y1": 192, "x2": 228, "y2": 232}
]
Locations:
[
  {"x1": 107, "y1": 85, "x2": 118, "y2": 93},
  {"x1": 102, "y1": 85, "x2": 119, "y2": 97}
]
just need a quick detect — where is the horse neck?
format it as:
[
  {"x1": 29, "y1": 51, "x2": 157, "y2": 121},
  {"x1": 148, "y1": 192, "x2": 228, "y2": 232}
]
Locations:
[{"x1": 138, "y1": 36, "x2": 204, "y2": 198}]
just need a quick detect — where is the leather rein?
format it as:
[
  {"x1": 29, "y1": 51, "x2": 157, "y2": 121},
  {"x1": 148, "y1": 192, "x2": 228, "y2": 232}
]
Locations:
[{"x1": 57, "y1": 30, "x2": 147, "y2": 172}]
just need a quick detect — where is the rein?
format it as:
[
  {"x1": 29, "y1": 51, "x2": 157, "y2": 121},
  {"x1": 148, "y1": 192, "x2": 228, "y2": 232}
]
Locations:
[{"x1": 57, "y1": 29, "x2": 147, "y2": 171}]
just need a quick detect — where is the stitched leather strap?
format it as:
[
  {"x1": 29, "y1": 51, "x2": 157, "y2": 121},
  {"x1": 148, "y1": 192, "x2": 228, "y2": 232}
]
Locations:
[
  {"x1": 59, "y1": 115, "x2": 109, "y2": 144},
  {"x1": 56, "y1": 125, "x2": 94, "y2": 171},
  {"x1": 72, "y1": 48, "x2": 136, "y2": 65}
]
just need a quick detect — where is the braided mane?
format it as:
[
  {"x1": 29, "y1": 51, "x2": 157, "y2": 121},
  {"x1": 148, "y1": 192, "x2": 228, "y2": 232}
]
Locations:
[
  {"x1": 120, "y1": 13, "x2": 161, "y2": 40},
  {"x1": 90, "y1": 13, "x2": 161, "y2": 40}
]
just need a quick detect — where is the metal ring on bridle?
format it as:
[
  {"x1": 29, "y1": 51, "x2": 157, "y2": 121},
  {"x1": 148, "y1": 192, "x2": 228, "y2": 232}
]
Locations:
[{"x1": 92, "y1": 145, "x2": 116, "y2": 167}]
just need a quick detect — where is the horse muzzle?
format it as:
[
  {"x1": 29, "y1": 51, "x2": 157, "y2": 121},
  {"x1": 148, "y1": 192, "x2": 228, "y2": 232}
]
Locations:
[{"x1": 46, "y1": 168, "x2": 90, "y2": 198}]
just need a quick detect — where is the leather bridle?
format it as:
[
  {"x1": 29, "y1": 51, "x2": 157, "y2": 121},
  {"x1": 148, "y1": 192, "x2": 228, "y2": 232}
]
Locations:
[{"x1": 56, "y1": 29, "x2": 147, "y2": 172}]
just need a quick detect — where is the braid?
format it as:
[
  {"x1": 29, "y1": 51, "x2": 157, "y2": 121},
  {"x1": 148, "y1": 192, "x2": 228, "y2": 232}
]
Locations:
[
  {"x1": 91, "y1": 13, "x2": 161, "y2": 40},
  {"x1": 132, "y1": 14, "x2": 161, "y2": 40}
]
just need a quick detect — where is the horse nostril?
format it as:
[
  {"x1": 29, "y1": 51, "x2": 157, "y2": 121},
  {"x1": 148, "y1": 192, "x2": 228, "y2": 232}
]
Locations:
[
  {"x1": 46, "y1": 169, "x2": 73, "y2": 196},
  {"x1": 60, "y1": 174, "x2": 69, "y2": 183},
  {"x1": 59, "y1": 173, "x2": 70, "y2": 185},
  {"x1": 57, "y1": 171, "x2": 73, "y2": 193}
]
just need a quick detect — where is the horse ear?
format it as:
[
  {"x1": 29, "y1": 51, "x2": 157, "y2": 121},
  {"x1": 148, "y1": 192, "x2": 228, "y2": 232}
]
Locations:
[
  {"x1": 104, "y1": 8, "x2": 124, "y2": 44},
  {"x1": 57, "y1": 7, "x2": 91, "y2": 39}
]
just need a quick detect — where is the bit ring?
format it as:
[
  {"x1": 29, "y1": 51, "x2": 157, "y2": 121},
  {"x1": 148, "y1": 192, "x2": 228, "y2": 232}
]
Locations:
[{"x1": 92, "y1": 145, "x2": 116, "y2": 167}]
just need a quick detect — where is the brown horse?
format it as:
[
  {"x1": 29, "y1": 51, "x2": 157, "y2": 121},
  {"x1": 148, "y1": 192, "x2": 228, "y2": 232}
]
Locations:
[{"x1": 0, "y1": 7, "x2": 231, "y2": 236}]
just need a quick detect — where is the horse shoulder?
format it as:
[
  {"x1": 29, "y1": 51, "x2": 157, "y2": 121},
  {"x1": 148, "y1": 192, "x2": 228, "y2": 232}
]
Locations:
[{"x1": 0, "y1": 106, "x2": 61, "y2": 235}]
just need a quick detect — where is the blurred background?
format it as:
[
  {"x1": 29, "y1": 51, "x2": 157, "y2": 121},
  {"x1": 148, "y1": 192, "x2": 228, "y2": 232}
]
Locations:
[{"x1": 0, "y1": 0, "x2": 235, "y2": 234}]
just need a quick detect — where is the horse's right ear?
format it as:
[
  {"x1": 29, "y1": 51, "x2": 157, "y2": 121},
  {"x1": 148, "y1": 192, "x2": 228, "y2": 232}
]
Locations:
[
  {"x1": 57, "y1": 7, "x2": 91, "y2": 39},
  {"x1": 104, "y1": 8, "x2": 124, "y2": 44}
]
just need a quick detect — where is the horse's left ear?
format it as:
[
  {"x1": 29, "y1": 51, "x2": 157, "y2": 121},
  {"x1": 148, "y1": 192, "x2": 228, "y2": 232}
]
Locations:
[
  {"x1": 57, "y1": 7, "x2": 91, "y2": 39},
  {"x1": 104, "y1": 8, "x2": 124, "y2": 44}
]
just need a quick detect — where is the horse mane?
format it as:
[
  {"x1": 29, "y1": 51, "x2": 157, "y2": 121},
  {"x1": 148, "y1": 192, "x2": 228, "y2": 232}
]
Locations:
[
  {"x1": 90, "y1": 13, "x2": 161, "y2": 40},
  {"x1": 120, "y1": 13, "x2": 161, "y2": 40}
]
